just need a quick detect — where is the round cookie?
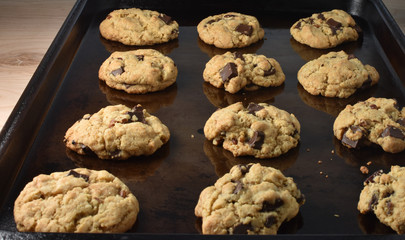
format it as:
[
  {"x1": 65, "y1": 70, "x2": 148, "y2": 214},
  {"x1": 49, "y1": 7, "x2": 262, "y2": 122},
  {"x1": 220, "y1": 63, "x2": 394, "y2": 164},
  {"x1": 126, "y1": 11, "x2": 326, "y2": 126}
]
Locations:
[
  {"x1": 290, "y1": 9, "x2": 362, "y2": 49},
  {"x1": 204, "y1": 102, "x2": 300, "y2": 158},
  {"x1": 195, "y1": 163, "x2": 305, "y2": 234},
  {"x1": 297, "y1": 51, "x2": 379, "y2": 98},
  {"x1": 64, "y1": 104, "x2": 170, "y2": 160},
  {"x1": 99, "y1": 8, "x2": 179, "y2": 46},
  {"x1": 358, "y1": 166, "x2": 405, "y2": 234},
  {"x1": 98, "y1": 49, "x2": 178, "y2": 94},
  {"x1": 333, "y1": 97, "x2": 405, "y2": 153},
  {"x1": 14, "y1": 168, "x2": 139, "y2": 233},
  {"x1": 197, "y1": 12, "x2": 264, "y2": 49},
  {"x1": 203, "y1": 51, "x2": 285, "y2": 94}
]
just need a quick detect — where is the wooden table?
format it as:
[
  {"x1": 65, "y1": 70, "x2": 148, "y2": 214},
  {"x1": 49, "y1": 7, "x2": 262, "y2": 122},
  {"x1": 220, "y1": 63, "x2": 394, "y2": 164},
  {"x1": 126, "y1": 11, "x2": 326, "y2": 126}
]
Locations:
[{"x1": 0, "y1": 0, "x2": 404, "y2": 130}]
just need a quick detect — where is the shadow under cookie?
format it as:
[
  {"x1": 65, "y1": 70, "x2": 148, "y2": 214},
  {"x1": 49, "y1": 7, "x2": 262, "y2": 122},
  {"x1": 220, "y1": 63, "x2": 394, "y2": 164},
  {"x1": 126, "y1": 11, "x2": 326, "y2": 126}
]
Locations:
[
  {"x1": 357, "y1": 212, "x2": 396, "y2": 234},
  {"x1": 66, "y1": 142, "x2": 169, "y2": 182},
  {"x1": 203, "y1": 139, "x2": 298, "y2": 178},
  {"x1": 99, "y1": 80, "x2": 177, "y2": 113},
  {"x1": 203, "y1": 82, "x2": 284, "y2": 108}
]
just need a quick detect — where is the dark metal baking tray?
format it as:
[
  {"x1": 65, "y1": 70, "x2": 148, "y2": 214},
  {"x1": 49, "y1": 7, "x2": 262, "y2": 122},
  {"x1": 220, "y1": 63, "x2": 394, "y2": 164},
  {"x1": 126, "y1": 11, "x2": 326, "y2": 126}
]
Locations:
[{"x1": 0, "y1": 0, "x2": 404, "y2": 239}]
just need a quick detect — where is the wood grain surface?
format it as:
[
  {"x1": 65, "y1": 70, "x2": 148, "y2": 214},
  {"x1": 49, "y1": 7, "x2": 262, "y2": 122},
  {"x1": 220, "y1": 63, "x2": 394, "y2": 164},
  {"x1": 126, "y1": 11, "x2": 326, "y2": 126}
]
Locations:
[{"x1": 0, "y1": 0, "x2": 404, "y2": 130}]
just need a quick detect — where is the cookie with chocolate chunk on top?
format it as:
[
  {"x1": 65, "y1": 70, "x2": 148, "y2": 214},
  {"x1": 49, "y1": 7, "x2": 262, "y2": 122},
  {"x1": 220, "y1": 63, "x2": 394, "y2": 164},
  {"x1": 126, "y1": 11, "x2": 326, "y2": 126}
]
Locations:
[
  {"x1": 14, "y1": 168, "x2": 139, "y2": 233},
  {"x1": 290, "y1": 9, "x2": 361, "y2": 49},
  {"x1": 64, "y1": 104, "x2": 170, "y2": 160},
  {"x1": 99, "y1": 8, "x2": 179, "y2": 46},
  {"x1": 197, "y1": 12, "x2": 264, "y2": 49},
  {"x1": 195, "y1": 163, "x2": 305, "y2": 234},
  {"x1": 203, "y1": 51, "x2": 285, "y2": 94},
  {"x1": 204, "y1": 102, "x2": 300, "y2": 158},
  {"x1": 333, "y1": 97, "x2": 405, "y2": 153},
  {"x1": 98, "y1": 49, "x2": 177, "y2": 94},
  {"x1": 358, "y1": 166, "x2": 405, "y2": 234}
]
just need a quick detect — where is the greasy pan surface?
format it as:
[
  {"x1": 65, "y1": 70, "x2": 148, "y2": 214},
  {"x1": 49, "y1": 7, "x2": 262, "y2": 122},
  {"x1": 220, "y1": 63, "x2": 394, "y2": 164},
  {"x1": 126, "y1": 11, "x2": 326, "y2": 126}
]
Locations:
[{"x1": 0, "y1": 0, "x2": 404, "y2": 238}]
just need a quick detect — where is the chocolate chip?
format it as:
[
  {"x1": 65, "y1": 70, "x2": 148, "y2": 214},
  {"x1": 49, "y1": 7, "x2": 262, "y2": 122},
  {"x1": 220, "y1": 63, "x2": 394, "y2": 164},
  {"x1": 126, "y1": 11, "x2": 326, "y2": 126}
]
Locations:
[
  {"x1": 296, "y1": 194, "x2": 305, "y2": 205},
  {"x1": 318, "y1": 13, "x2": 326, "y2": 20},
  {"x1": 261, "y1": 198, "x2": 284, "y2": 212},
  {"x1": 129, "y1": 105, "x2": 146, "y2": 124},
  {"x1": 348, "y1": 54, "x2": 356, "y2": 60},
  {"x1": 247, "y1": 102, "x2": 264, "y2": 115},
  {"x1": 386, "y1": 200, "x2": 394, "y2": 215},
  {"x1": 71, "y1": 140, "x2": 76, "y2": 145},
  {"x1": 232, "y1": 138, "x2": 238, "y2": 145},
  {"x1": 294, "y1": 21, "x2": 302, "y2": 29},
  {"x1": 120, "y1": 189, "x2": 128, "y2": 198},
  {"x1": 264, "y1": 216, "x2": 277, "y2": 228},
  {"x1": 263, "y1": 65, "x2": 276, "y2": 76},
  {"x1": 248, "y1": 131, "x2": 265, "y2": 149},
  {"x1": 68, "y1": 170, "x2": 89, "y2": 182},
  {"x1": 341, "y1": 132, "x2": 359, "y2": 148},
  {"x1": 370, "y1": 104, "x2": 379, "y2": 109},
  {"x1": 135, "y1": 55, "x2": 144, "y2": 61},
  {"x1": 109, "y1": 149, "x2": 121, "y2": 158},
  {"x1": 397, "y1": 118, "x2": 405, "y2": 127},
  {"x1": 326, "y1": 18, "x2": 342, "y2": 34},
  {"x1": 233, "y1": 52, "x2": 244, "y2": 61},
  {"x1": 111, "y1": 67, "x2": 124, "y2": 76},
  {"x1": 233, "y1": 223, "x2": 252, "y2": 234},
  {"x1": 220, "y1": 62, "x2": 238, "y2": 83},
  {"x1": 79, "y1": 143, "x2": 95, "y2": 155},
  {"x1": 237, "y1": 164, "x2": 252, "y2": 175},
  {"x1": 235, "y1": 24, "x2": 253, "y2": 36},
  {"x1": 158, "y1": 14, "x2": 173, "y2": 24},
  {"x1": 107, "y1": 14, "x2": 112, "y2": 19},
  {"x1": 380, "y1": 126, "x2": 405, "y2": 140},
  {"x1": 233, "y1": 180, "x2": 243, "y2": 194},
  {"x1": 364, "y1": 169, "x2": 383, "y2": 184},
  {"x1": 350, "y1": 125, "x2": 363, "y2": 133},
  {"x1": 369, "y1": 193, "x2": 379, "y2": 211},
  {"x1": 206, "y1": 19, "x2": 216, "y2": 25}
]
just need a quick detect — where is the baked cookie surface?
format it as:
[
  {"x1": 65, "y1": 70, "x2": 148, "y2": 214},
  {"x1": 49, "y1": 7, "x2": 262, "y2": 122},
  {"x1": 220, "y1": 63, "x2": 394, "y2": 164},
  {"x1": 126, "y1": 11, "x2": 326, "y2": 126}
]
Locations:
[
  {"x1": 203, "y1": 51, "x2": 285, "y2": 94},
  {"x1": 333, "y1": 97, "x2": 405, "y2": 153},
  {"x1": 14, "y1": 168, "x2": 139, "y2": 233},
  {"x1": 98, "y1": 49, "x2": 177, "y2": 94},
  {"x1": 290, "y1": 9, "x2": 361, "y2": 49},
  {"x1": 358, "y1": 166, "x2": 405, "y2": 234},
  {"x1": 197, "y1": 12, "x2": 264, "y2": 49},
  {"x1": 64, "y1": 104, "x2": 170, "y2": 160},
  {"x1": 99, "y1": 8, "x2": 179, "y2": 46},
  {"x1": 297, "y1": 51, "x2": 379, "y2": 98},
  {"x1": 195, "y1": 163, "x2": 305, "y2": 234},
  {"x1": 204, "y1": 102, "x2": 300, "y2": 158}
]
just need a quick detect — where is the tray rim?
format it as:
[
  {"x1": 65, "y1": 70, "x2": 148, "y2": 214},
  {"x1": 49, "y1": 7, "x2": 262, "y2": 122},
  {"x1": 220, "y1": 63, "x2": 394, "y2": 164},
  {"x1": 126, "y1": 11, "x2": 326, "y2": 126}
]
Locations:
[{"x1": 0, "y1": 0, "x2": 404, "y2": 238}]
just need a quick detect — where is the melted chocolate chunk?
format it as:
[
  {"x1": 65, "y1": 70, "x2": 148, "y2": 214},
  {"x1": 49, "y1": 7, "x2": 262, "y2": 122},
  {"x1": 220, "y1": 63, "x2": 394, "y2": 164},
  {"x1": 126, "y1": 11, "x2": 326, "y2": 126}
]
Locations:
[
  {"x1": 294, "y1": 21, "x2": 302, "y2": 29},
  {"x1": 263, "y1": 65, "x2": 276, "y2": 76},
  {"x1": 238, "y1": 164, "x2": 252, "y2": 175},
  {"x1": 129, "y1": 105, "x2": 146, "y2": 124},
  {"x1": 386, "y1": 200, "x2": 394, "y2": 215},
  {"x1": 264, "y1": 216, "x2": 277, "y2": 228},
  {"x1": 111, "y1": 67, "x2": 124, "y2": 76},
  {"x1": 231, "y1": 138, "x2": 238, "y2": 145},
  {"x1": 341, "y1": 133, "x2": 359, "y2": 148},
  {"x1": 233, "y1": 52, "x2": 244, "y2": 61},
  {"x1": 79, "y1": 143, "x2": 95, "y2": 155},
  {"x1": 206, "y1": 19, "x2": 216, "y2": 25},
  {"x1": 397, "y1": 118, "x2": 405, "y2": 127},
  {"x1": 248, "y1": 131, "x2": 265, "y2": 149},
  {"x1": 68, "y1": 170, "x2": 89, "y2": 182},
  {"x1": 235, "y1": 24, "x2": 253, "y2": 36},
  {"x1": 370, "y1": 104, "x2": 379, "y2": 109},
  {"x1": 220, "y1": 62, "x2": 238, "y2": 83},
  {"x1": 158, "y1": 14, "x2": 173, "y2": 24},
  {"x1": 369, "y1": 194, "x2": 379, "y2": 211},
  {"x1": 233, "y1": 180, "x2": 243, "y2": 194},
  {"x1": 247, "y1": 102, "x2": 264, "y2": 115},
  {"x1": 233, "y1": 223, "x2": 253, "y2": 234},
  {"x1": 364, "y1": 169, "x2": 383, "y2": 184},
  {"x1": 318, "y1": 13, "x2": 326, "y2": 20},
  {"x1": 380, "y1": 126, "x2": 405, "y2": 140},
  {"x1": 120, "y1": 189, "x2": 128, "y2": 198},
  {"x1": 326, "y1": 18, "x2": 342, "y2": 34},
  {"x1": 261, "y1": 198, "x2": 284, "y2": 212},
  {"x1": 135, "y1": 55, "x2": 144, "y2": 61},
  {"x1": 350, "y1": 125, "x2": 363, "y2": 133}
]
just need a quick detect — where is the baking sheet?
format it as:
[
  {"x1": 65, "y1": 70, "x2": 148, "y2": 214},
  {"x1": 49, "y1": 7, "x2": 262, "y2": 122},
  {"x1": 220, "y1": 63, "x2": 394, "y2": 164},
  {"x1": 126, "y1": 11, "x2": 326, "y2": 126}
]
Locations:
[{"x1": 0, "y1": 0, "x2": 405, "y2": 238}]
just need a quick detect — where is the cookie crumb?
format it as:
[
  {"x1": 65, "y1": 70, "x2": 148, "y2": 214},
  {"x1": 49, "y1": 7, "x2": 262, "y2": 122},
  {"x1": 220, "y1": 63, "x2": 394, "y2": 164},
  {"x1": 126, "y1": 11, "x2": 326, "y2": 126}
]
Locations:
[
  {"x1": 331, "y1": 150, "x2": 335, "y2": 154},
  {"x1": 360, "y1": 166, "x2": 369, "y2": 174},
  {"x1": 325, "y1": 175, "x2": 329, "y2": 178},
  {"x1": 320, "y1": 171, "x2": 323, "y2": 175},
  {"x1": 366, "y1": 161, "x2": 372, "y2": 166},
  {"x1": 318, "y1": 160, "x2": 322, "y2": 164},
  {"x1": 306, "y1": 148, "x2": 310, "y2": 152},
  {"x1": 334, "y1": 214, "x2": 340, "y2": 218},
  {"x1": 191, "y1": 134, "x2": 195, "y2": 138}
]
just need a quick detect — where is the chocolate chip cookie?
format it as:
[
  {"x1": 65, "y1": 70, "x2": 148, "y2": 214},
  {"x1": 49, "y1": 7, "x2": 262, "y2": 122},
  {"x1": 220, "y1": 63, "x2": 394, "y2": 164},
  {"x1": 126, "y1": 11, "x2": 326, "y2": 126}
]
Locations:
[
  {"x1": 297, "y1": 51, "x2": 379, "y2": 98},
  {"x1": 64, "y1": 104, "x2": 170, "y2": 160},
  {"x1": 333, "y1": 97, "x2": 405, "y2": 153},
  {"x1": 195, "y1": 163, "x2": 305, "y2": 234},
  {"x1": 290, "y1": 9, "x2": 362, "y2": 49},
  {"x1": 204, "y1": 102, "x2": 300, "y2": 158},
  {"x1": 99, "y1": 8, "x2": 179, "y2": 46},
  {"x1": 98, "y1": 49, "x2": 177, "y2": 94},
  {"x1": 203, "y1": 51, "x2": 285, "y2": 94},
  {"x1": 197, "y1": 12, "x2": 264, "y2": 49},
  {"x1": 358, "y1": 166, "x2": 405, "y2": 234},
  {"x1": 14, "y1": 168, "x2": 139, "y2": 233}
]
